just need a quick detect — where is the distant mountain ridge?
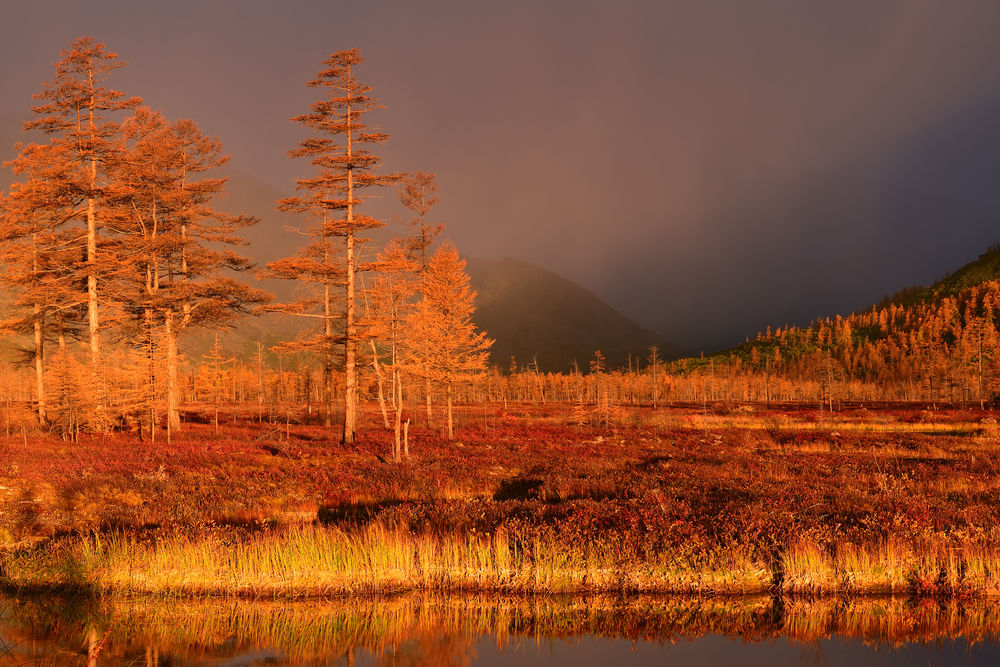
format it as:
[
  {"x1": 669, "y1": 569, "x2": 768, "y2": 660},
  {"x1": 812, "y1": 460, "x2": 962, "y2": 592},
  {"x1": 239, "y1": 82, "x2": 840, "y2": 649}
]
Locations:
[{"x1": 465, "y1": 257, "x2": 672, "y2": 372}]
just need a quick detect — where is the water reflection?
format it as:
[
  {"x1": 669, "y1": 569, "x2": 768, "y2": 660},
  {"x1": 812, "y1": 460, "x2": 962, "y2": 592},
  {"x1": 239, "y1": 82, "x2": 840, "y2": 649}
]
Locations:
[{"x1": 1, "y1": 594, "x2": 999, "y2": 665}]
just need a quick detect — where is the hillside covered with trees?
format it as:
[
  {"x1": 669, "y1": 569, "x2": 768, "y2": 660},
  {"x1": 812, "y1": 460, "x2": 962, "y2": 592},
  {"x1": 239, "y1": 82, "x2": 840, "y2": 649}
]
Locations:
[{"x1": 695, "y1": 244, "x2": 1000, "y2": 407}]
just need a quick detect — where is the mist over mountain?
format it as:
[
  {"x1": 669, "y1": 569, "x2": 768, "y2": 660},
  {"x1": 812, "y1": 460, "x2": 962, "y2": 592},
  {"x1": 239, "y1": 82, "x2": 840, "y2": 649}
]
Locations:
[{"x1": 465, "y1": 257, "x2": 671, "y2": 372}]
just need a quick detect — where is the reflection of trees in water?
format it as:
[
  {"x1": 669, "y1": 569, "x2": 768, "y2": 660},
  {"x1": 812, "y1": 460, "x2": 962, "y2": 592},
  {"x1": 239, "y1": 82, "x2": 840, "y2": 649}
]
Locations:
[
  {"x1": 373, "y1": 633, "x2": 475, "y2": 667},
  {"x1": 1, "y1": 594, "x2": 1000, "y2": 664}
]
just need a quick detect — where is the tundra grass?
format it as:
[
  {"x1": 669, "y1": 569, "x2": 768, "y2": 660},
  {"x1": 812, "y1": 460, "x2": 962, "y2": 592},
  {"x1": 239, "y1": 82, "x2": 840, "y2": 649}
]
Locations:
[{"x1": 4, "y1": 524, "x2": 1000, "y2": 598}]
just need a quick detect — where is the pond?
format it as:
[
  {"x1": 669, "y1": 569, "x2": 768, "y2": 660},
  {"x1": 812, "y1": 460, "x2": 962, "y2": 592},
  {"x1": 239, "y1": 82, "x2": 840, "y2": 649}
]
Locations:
[{"x1": 1, "y1": 593, "x2": 999, "y2": 665}]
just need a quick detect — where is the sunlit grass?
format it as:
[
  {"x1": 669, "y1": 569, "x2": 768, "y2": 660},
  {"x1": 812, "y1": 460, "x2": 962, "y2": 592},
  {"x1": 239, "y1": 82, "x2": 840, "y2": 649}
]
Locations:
[
  {"x1": 782, "y1": 539, "x2": 1000, "y2": 596},
  {"x1": 4, "y1": 525, "x2": 1000, "y2": 598},
  {"x1": 1, "y1": 524, "x2": 771, "y2": 596}
]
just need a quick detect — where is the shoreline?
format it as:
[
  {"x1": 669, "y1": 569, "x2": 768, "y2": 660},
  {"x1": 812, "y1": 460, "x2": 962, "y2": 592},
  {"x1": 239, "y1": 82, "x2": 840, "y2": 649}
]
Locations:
[{"x1": 3, "y1": 523, "x2": 999, "y2": 599}]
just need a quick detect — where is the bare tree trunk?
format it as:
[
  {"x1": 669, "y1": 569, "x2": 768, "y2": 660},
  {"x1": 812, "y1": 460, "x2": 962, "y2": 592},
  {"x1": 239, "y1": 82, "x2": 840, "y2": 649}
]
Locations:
[
  {"x1": 403, "y1": 418, "x2": 409, "y2": 458},
  {"x1": 341, "y1": 102, "x2": 359, "y2": 445},
  {"x1": 425, "y1": 377, "x2": 432, "y2": 423},
  {"x1": 343, "y1": 231, "x2": 357, "y2": 444},
  {"x1": 86, "y1": 192, "x2": 103, "y2": 401},
  {"x1": 256, "y1": 342, "x2": 265, "y2": 423},
  {"x1": 146, "y1": 308, "x2": 156, "y2": 437},
  {"x1": 393, "y1": 368, "x2": 406, "y2": 461},
  {"x1": 370, "y1": 340, "x2": 390, "y2": 429},
  {"x1": 393, "y1": 415, "x2": 401, "y2": 463},
  {"x1": 85, "y1": 89, "x2": 103, "y2": 382},
  {"x1": 446, "y1": 382, "x2": 454, "y2": 440},
  {"x1": 165, "y1": 311, "x2": 181, "y2": 434},
  {"x1": 323, "y1": 244, "x2": 334, "y2": 427},
  {"x1": 33, "y1": 304, "x2": 45, "y2": 424},
  {"x1": 87, "y1": 627, "x2": 99, "y2": 667}
]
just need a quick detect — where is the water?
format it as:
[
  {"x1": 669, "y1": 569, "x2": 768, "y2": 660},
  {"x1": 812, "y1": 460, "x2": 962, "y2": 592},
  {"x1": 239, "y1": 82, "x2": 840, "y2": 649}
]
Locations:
[{"x1": 2, "y1": 594, "x2": 999, "y2": 665}]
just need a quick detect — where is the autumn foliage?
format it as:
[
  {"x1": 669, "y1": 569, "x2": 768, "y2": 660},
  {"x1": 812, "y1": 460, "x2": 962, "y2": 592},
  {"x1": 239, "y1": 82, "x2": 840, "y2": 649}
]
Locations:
[{"x1": 7, "y1": 40, "x2": 1000, "y2": 612}]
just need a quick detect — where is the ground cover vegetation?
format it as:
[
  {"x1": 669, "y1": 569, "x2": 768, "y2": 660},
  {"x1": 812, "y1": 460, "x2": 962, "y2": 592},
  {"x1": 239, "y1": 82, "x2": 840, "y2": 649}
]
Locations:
[
  {"x1": 3, "y1": 38, "x2": 1000, "y2": 602},
  {"x1": 1, "y1": 403, "x2": 1000, "y2": 597}
]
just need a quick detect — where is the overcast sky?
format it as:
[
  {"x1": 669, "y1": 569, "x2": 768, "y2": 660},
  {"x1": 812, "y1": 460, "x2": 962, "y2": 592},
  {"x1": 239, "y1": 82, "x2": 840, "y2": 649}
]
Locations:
[{"x1": 3, "y1": 1, "x2": 1000, "y2": 353}]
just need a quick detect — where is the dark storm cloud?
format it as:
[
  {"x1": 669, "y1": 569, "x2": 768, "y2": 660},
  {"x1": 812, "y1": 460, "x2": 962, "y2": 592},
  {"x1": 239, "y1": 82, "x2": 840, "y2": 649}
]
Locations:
[{"x1": 3, "y1": 0, "x2": 1000, "y2": 353}]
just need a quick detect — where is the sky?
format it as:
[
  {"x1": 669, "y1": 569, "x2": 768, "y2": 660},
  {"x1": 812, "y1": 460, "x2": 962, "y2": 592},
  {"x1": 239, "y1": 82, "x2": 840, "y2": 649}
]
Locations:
[{"x1": 3, "y1": 0, "x2": 1000, "y2": 354}]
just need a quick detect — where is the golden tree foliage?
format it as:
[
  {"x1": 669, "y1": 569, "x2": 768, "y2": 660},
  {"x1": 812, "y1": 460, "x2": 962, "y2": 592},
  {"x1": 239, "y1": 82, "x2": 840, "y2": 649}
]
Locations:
[
  {"x1": 1, "y1": 38, "x2": 267, "y2": 436},
  {"x1": 407, "y1": 242, "x2": 493, "y2": 440},
  {"x1": 362, "y1": 240, "x2": 417, "y2": 460},
  {"x1": 25, "y1": 36, "x2": 141, "y2": 377}
]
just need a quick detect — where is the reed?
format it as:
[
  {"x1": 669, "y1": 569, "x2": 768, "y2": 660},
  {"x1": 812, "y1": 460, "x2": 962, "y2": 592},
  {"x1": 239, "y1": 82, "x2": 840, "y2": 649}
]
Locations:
[
  {"x1": 5, "y1": 525, "x2": 1000, "y2": 598},
  {"x1": 2, "y1": 524, "x2": 767, "y2": 596},
  {"x1": 782, "y1": 539, "x2": 1000, "y2": 595}
]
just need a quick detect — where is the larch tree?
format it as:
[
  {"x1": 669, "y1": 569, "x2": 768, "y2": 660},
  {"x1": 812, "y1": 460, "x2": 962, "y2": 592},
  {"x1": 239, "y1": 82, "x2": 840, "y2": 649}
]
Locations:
[
  {"x1": 0, "y1": 147, "x2": 87, "y2": 424},
  {"x1": 114, "y1": 107, "x2": 270, "y2": 435},
  {"x1": 24, "y1": 36, "x2": 141, "y2": 393},
  {"x1": 407, "y1": 242, "x2": 493, "y2": 440},
  {"x1": 398, "y1": 170, "x2": 444, "y2": 423},
  {"x1": 270, "y1": 47, "x2": 399, "y2": 444}
]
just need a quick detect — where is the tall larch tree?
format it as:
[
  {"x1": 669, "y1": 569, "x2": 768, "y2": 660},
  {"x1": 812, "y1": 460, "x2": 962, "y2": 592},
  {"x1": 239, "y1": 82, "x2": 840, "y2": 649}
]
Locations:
[
  {"x1": 407, "y1": 242, "x2": 493, "y2": 440},
  {"x1": 0, "y1": 145, "x2": 87, "y2": 424},
  {"x1": 272, "y1": 47, "x2": 399, "y2": 444},
  {"x1": 115, "y1": 107, "x2": 269, "y2": 435},
  {"x1": 23, "y1": 37, "x2": 141, "y2": 414}
]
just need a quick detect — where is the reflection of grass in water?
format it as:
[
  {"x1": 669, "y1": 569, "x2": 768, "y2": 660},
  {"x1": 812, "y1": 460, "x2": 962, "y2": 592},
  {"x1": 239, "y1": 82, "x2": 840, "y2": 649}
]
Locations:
[{"x1": 6, "y1": 594, "x2": 1000, "y2": 663}]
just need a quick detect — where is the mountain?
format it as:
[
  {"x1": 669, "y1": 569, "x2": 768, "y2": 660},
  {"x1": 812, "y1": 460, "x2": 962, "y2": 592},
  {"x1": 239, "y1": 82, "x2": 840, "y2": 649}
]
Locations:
[
  {"x1": 199, "y1": 255, "x2": 674, "y2": 372},
  {"x1": 465, "y1": 257, "x2": 672, "y2": 372}
]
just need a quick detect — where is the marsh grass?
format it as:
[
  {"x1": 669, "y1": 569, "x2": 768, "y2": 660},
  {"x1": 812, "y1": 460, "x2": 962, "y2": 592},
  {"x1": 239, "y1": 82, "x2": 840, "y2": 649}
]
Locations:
[
  {"x1": 782, "y1": 539, "x2": 1000, "y2": 596},
  {"x1": 0, "y1": 524, "x2": 770, "y2": 596},
  {"x1": 4, "y1": 525, "x2": 1000, "y2": 598}
]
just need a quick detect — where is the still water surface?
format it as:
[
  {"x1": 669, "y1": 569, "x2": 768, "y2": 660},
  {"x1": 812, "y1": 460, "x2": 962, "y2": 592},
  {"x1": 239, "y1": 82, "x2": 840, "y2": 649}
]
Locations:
[{"x1": 1, "y1": 594, "x2": 999, "y2": 665}]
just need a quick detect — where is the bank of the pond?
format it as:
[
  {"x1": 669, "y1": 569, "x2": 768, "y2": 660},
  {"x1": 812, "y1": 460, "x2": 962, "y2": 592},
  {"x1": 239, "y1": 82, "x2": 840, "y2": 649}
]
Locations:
[{"x1": 2, "y1": 524, "x2": 999, "y2": 598}]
